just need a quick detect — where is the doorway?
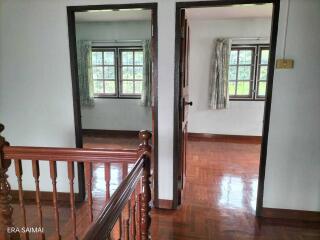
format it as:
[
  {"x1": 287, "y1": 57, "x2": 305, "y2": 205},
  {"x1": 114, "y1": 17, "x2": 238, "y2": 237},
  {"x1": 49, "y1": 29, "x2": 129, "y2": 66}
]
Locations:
[
  {"x1": 173, "y1": 0, "x2": 279, "y2": 216},
  {"x1": 67, "y1": 3, "x2": 158, "y2": 203}
]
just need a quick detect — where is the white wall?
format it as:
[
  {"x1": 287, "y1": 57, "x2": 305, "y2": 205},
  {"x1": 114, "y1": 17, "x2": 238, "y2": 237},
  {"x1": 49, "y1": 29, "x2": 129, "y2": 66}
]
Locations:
[
  {"x1": 0, "y1": 0, "x2": 175, "y2": 199},
  {"x1": 0, "y1": 0, "x2": 78, "y2": 192},
  {"x1": 1, "y1": 0, "x2": 319, "y2": 210},
  {"x1": 81, "y1": 99, "x2": 152, "y2": 131},
  {"x1": 76, "y1": 21, "x2": 152, "y2": 131},
  {"x1": 263, "y1": 0, "x2": 320, "y2": 211},
  {"x1": 188, "y1": 18, "x2": 271, "y2": 136}
]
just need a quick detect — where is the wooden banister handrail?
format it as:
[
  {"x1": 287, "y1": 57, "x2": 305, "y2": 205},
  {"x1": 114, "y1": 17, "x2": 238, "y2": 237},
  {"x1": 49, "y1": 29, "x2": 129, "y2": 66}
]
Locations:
[
  {"x1": 83, "y1": 154, "x2": 146, "y2": 240},
  {"x1": 0, "y1": 124, "x2": 20, "y2": 240},
  {"x1": 83, "y1": 130, "x2": 152, "y2": 240},
  {"x1": 0, "y1": 123, "x2": 152, "y2": 240},
  {"x1": 3, "y1": 146, "x2": 138, "y2": 162}
]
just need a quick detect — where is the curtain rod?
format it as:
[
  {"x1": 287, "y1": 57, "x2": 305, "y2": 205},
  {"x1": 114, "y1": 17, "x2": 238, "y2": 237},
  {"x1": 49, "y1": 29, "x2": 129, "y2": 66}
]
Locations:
[
  {"x1": 91, "y1": 40, "x2": 143, "y2": 43},
  {"x1": 230, "y1": 37, "x2": 269, "y2": 41}
]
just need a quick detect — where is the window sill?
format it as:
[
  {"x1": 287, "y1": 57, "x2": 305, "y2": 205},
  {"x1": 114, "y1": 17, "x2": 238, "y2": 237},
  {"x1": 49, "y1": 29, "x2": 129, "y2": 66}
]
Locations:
[
  {"x1": 229, "y1": 98, "x2": 265, "y2": 102},
  {"x1": 94, "y1": 96, "x2": 141, "y2": 100}
]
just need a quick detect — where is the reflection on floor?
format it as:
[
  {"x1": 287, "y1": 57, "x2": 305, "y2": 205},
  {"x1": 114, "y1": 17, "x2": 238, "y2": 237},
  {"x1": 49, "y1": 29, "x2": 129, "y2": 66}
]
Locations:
[
  {"x1": 83, "y1": 133, "x2": 137, "y2": 199},
  {"x1": 151, "y1": 137, "x2": 320, "y2": 240},
  {"x1": 83, "y1": 132, "x2": 140, "y2": 149}
]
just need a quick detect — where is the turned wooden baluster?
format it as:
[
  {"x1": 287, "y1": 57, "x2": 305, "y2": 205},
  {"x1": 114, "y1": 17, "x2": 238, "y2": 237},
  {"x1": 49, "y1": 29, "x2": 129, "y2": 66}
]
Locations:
[
  {"x1": 137, "y1": 177, "x2": 142, "y2": 239},
  {"x1": 124, "y1": 218, "x2": 130, "y2": 240},
  {"x1": 138, "y1": 131, "x2": 152, "y2": 240},
  {"x1": 118, "y1": 213, "x2": 122, "y2": 240},
  {"x1": 123, "y1": 201, "x2": 130, "y2": 240},
  {"x1": 32, "y1": 160, "x2": 45, "y2": 240},
  {"x1": 49, "y1": 161, "x2": 61, "y2": 240},
  {"x1": 104, "y1": 162, "x2": 110, "y2": 200},
  {"x1": 14, "y1": 159, "x2": 29, "y2": 240},
  {"x1": 121, "y1": 163, "x2": 128, "y2": 238},
  {"x1": 84, "y1": 162, "x2": 93, "y2": 223},
  {"x1": 122, "y1": 163, "x2": 128, "y2": 180},
  {"x1": 130, "y1": 195, "x2": 136, "y2": 240},
  {"x1": 0, "y1": 124, "x2": 20, "y2": 240},
  {"x1": 67, "y1": 162, "x2": 77, "y2": 240},
  {"x1": 135, "y1": 192, "x2": 141, "y2": 240}
]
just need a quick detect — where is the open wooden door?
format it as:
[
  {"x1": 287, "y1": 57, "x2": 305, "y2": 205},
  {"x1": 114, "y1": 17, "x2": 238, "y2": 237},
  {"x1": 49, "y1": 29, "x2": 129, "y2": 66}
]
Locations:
[
  {"x1": 177, "y1": 9, "x2": 192, "y2": 205},
  {"x1": 150, "y1": 7, "x2": 159, "y2": 206}
]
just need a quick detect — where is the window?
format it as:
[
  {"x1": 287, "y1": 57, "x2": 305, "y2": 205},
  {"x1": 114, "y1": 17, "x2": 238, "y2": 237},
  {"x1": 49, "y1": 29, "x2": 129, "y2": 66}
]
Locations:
[
  {"x1": 228, "y1": 47, "x2": 255, "y2": 98},
  {"x1": 92, "y1": 47, "x2": 144, "y2": 98},
  {"x1": 92, "y1": 49, "x2": 117, "y2": 96},
  {"x1": 257, "y1": 46, "x2": 269, "y2": 98},
  {"x1": 228, "y1": 44, "x2": 270, "y2": 100},
  {"x1": 120, "y1": 49, "x2": 144, "y2": 96}
]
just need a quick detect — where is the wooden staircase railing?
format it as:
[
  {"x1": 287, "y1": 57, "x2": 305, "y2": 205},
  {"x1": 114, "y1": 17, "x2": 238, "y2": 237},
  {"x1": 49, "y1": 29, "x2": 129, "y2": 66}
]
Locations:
[{"x1": 0, "y1": 123, "x2": 152, "y2": 240}]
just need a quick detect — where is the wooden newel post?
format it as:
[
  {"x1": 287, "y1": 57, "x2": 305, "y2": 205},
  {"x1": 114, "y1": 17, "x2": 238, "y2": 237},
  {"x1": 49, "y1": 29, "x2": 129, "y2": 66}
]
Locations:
[
  {"x1": 138, "y1": 130, "x2": 152, "y2": 240},
  {"x1": 0, "y1": 124, "x2": 17, "y2": 240}
]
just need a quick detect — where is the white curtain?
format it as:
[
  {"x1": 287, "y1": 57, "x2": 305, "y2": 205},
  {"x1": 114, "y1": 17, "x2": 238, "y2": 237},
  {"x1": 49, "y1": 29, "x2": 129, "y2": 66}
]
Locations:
[
  {"x1": 77, "y1": 40, "x2": 94, "y2": 107},
  {"x1": 208, "y1": 38, "x2": 231, "y2": 109},
  {"x1": 140, "y1": 40, "x2": 152, "y2": 107}
]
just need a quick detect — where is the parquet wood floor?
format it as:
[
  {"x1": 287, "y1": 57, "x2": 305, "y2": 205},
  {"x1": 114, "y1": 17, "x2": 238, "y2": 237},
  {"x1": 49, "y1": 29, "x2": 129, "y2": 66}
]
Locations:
[
  {"x1": 10, "y1": 135, "x2": 320, "y2": 240},
  {"x1": 151, "y1": 137, "x2": 320, "y2": 240}
]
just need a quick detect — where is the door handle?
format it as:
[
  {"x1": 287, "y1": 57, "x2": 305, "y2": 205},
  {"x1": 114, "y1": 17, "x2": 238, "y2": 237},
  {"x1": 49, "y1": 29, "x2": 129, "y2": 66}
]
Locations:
[{"x1": 185, "y1": 101, "x2": 193, "y2": 106}]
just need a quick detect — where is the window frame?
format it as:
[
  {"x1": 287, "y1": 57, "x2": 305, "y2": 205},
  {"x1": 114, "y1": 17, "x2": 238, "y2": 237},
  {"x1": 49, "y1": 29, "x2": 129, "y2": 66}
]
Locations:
[
  {"x1": 92, "y1": 47, "x2": 118, "y2": 98},
  {"x1": 229, "y1": 44, "x2": 270, "y2": 101},
  {"x1": 119, "y1": 47, "x2": 144, "y2": 98},
  {"x1": 255, "y1": 45, "x2": 270, "y2": 100},
  {"x1": 91, "y1": 46, "x2": 143, "y2": 99},
  {"x1": 228, "y1": 45, "x2": 256, "y2": 100}
]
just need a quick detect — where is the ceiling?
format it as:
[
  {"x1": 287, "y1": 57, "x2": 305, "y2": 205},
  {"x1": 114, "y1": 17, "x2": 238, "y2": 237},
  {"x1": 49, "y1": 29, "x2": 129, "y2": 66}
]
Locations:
[
  {"x1": 186, "y1": 4, "x2": 273, "y2": 20},
  {"x1": 75, "y1": 9, "x2": 151, "y2": 22}
]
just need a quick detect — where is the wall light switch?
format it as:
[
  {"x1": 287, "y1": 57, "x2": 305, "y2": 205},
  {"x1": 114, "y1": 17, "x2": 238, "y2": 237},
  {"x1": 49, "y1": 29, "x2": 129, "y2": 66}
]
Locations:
[{"x1": 276, "y1": 59, "x2": 294, "y2": 69}]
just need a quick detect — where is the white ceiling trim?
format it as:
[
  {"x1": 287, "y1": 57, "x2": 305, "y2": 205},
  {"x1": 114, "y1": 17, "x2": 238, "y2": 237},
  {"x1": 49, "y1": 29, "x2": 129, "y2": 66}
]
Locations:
[
  {"x1": 186, "y1": 4, "x2": 273, "y2": 20},
  {"x1": 75, "y1": 9, "x2": 151, "y2": 22}
]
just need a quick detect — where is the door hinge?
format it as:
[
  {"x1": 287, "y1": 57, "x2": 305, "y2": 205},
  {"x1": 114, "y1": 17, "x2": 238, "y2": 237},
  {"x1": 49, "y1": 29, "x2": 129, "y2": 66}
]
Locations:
[
  {"x1": 181, "y1": 26, "x2": 185, "y2": 39},
  {"x1": 177, "y1": 178, "x2": 182, "y2": 189}
]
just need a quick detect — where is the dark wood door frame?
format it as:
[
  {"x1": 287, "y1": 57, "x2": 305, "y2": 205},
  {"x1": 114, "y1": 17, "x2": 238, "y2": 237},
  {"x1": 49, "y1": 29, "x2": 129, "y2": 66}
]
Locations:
[
  {"x1": 173, "y1": 0, "x2": 280, "y2": 215},
  {"x1": 67, "y1": 3, "x2": 158, "y2": 204}
]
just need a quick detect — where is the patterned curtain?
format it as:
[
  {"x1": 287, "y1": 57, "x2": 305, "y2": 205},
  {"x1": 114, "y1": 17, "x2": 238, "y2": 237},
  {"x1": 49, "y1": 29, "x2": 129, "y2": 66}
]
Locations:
[
  {"x1": 208, "y1": 38, "x2": 231, "y2": 109},
  {"x1": 140, "y1": 40, "x2": 152, "y2": 107},
  {"x1": 77, "y1": 40, "x2": 94, "y2": 107}
]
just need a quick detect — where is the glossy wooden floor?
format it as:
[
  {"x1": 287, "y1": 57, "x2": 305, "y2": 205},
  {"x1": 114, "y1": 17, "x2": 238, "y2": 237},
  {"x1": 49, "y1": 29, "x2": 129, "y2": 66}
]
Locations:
[
  {"x1": 11, "y1": 134, "x2": 320, "y2": 239},
  {"x1": 151, "y1": 136, "x2": 320, "y2": 240}
]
